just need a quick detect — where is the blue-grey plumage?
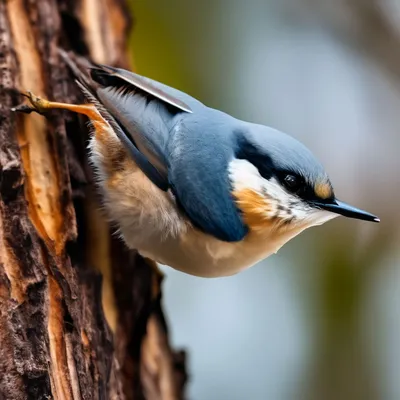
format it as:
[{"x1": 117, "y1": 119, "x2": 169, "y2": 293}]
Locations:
[
  {"x1": 90, "y1": 66, "x2": 251, "y2": 241},
  {"x1": 14, "y1": 57, "x2": 379, "y2": 277}
]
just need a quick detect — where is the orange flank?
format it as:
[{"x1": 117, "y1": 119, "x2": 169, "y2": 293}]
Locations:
[{"x1": 233, "y1": 188, "x2": 272, "y2": 231}]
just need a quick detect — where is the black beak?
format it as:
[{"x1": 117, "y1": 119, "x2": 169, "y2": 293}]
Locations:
[{"x1": 313, "y1": 199, "x2": 380, "y2": 222}]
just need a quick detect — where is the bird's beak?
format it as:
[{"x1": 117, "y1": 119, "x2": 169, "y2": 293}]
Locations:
[{"x1": 313, "y1": 199, "x2": 380, "y2": 223}]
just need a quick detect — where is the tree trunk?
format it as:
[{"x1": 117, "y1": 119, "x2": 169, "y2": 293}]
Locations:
[{"x1": 0, "y1": 1, "x2": 186, "y2": 399}]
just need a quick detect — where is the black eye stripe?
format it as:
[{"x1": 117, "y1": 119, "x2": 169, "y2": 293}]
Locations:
[
  {"x1": 235, "y1": 137, "x2": 274, "y2": 180},
  {"x1": 235, "y1": 135, "x2": 334, "y2": 203}
]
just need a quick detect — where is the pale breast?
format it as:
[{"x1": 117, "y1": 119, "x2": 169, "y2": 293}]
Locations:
[{"x1": 136, "y1": 223, "x2": 304, "y2": 277}]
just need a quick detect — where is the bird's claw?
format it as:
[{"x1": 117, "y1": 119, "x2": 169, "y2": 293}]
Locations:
[{"x1": 11, "y1": 91, "x2": 50, "y2": 115}]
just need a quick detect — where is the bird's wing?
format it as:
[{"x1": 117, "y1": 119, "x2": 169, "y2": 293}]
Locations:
[
  {"x1": 89, "y1": 66, "x2": 247, "y2": 241},
  {"x1": 62, "y1": 55, "x2": 247, "y2": 241},
  {"x1": 80, "y1": 64, "x2": 195, "y2": 191},
  {"x1": 167, "y1": 117, "x2": 248, "y2": 242},
  {"x1": 90, "y1": 64, "x2": 193, "y2": 113}
]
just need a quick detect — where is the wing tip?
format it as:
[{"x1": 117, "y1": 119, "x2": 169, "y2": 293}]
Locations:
[
  {"x1": 94, "y1": 66, "x2": 194, "y2": 114},
  {"x1": 115, "y1": 71, "x2": 194, "y2": 113}
]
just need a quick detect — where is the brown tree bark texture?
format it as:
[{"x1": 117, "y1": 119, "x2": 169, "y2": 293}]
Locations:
[{"x1": 0, "y1": 1, "x2": 186, "y2": 399}]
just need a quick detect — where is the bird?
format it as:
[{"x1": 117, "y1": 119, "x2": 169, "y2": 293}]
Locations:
[{"x1": 13, "y1": 52, "x2": 380, "y2": 278}]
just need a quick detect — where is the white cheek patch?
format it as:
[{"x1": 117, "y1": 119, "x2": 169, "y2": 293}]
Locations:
[
  {"x1": 229, "y1": 159, "x2": 293, "y2": 207},
  {"x1": 229, "y1": 159, "x2": 294, "y2": 220},
  {"x1": 262, "y1": 177, "x2": 290, "y2": 204},
  {"x1": 262, "y1": 178, "x2": 301, "y2": 220},
  {"x1": 261, "y1": 178, "x2": 338, "y2": 227},
  {"x1": 229, "y1": 158, "x2": 338, "y2": 229},
  {"x1": 229, "y1": 158, "x2": 265, "y2": 193}
]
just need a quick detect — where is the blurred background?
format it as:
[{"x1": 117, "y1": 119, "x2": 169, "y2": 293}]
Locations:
[{"x1": 129, "y1": 1, "x2": 400, "y2": 399}]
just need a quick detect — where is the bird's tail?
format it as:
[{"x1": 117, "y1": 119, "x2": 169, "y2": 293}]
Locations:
[{"x1": 57, "y1": 49, "x2": 99, "y2": 98}]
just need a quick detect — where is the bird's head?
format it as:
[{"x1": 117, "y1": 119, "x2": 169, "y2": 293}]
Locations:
[{"x1": 231, "y1": 124, "x2": 379, "y2": 236}]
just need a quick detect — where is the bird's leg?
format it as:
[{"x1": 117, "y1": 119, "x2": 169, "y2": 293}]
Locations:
[
  {"x1": 12, "y1": 91, "x2": 101, "y2": 122},
  {"x1": 12, "y1": 90, "x2": 115, "y2": 155}
]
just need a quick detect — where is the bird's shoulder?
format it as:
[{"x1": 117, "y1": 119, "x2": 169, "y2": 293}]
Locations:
[{"x1": 166, "y1": 109, "x2": 249, "y2": 242}]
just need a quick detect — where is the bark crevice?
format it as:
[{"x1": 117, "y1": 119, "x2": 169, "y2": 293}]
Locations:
[{"x1": 0, "y1": 1, "x2": 186, "y2": 399}]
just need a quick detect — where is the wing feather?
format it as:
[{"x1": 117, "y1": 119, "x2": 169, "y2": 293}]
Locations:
[
  {"x1": 62, "y1": 53, "x2": 246, "y2": 240},
  {"x1": 90, "y1": 65, "x2": 193, "y2": 113}
]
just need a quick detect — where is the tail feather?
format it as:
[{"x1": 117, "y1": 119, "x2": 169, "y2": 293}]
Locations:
[{"x1": 58, "y1": 48, "x2": 98, "y2": 95}]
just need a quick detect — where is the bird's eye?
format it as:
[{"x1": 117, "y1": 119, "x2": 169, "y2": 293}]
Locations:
[{"x1": 283, "y1": 174, "x2": 301, "y2": 192}]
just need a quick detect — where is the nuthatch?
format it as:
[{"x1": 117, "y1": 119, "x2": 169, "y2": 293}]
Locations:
[{"x1": 14, "y1": 55, "x2": 379, "y2": 277}]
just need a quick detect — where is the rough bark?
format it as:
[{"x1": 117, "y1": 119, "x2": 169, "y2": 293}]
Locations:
[{"x1": 0, "y1": 1, "x2": 186, "y2": 399}]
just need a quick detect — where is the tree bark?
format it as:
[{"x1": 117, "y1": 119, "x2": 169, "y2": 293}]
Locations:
[{"x1": 0, "y1": 1, "x2": 186, "y2": 399}]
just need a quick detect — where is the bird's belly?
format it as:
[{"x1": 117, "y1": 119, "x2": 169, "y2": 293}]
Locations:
[{"x1": 137, "y1": 227, "x2": 288, "y2": 278}]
